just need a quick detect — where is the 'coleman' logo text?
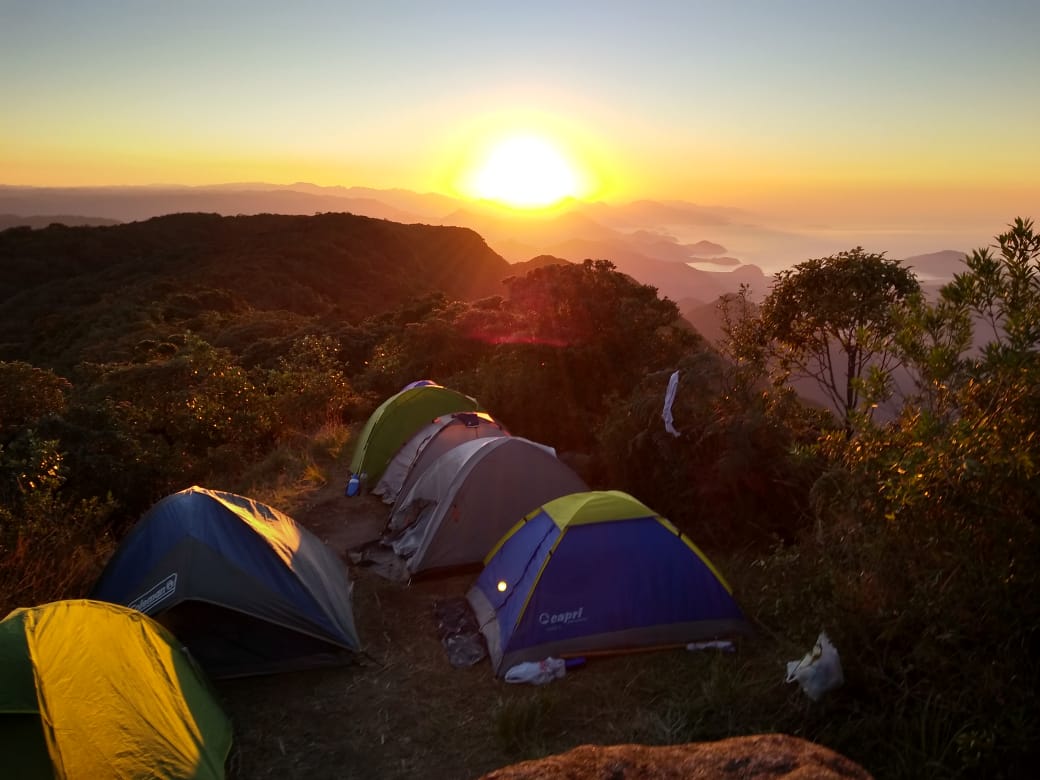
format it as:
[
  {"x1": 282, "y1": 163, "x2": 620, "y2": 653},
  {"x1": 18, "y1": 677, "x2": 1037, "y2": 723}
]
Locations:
[{"x1": 129, "y1": 573, "x2": 178, "y2": 613}]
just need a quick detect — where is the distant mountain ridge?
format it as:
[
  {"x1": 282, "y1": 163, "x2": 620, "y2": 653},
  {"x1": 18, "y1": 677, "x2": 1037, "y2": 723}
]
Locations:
[
  {"x1": 900, "y1": 249, "x2": 968, "y2": 279},
  {"x1": 0, "y1": 213, "x2": 121, "y2": 230},
  {"x1": 0, "y1": 184, "x2": 771, "y2": 304},
  {"x1": 1, "y1": 183, "x2": 973, "y2": 306},
  {"x1": 0, "y1": 185, "x2": 423, "y2": 225}
]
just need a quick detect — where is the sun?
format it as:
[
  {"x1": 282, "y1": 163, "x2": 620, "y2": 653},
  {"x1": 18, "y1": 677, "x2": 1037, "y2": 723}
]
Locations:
[{"x1": 467, "y1": 134, "x2": 581, "y2": 209}]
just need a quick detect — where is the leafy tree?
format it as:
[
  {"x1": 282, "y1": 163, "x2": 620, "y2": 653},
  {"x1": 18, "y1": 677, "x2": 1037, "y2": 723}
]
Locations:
[
  {"x1": 350, "y1": 260, "x2": 698, "y2": 453},
  {"x1": 744, "y1": 248, "x2": 920, "y2": 429},
  {"x1": 359, "y1": 299, "x2": 496, "y2": 394},
  {"x1": 0, "y1": 427, "x2": 118, "y2": 615},
  {"x1": 75, "y1": 334, "x2": 276, "y2": 498},
  {"x1": 596, "y1": 351, "x2": 823, "y2": 546},
  {"x1": 457, "y1": 259, "x2": 697, "y2": 451},
  {"x1": 943, "y1": 217, "x2": 1040, "y2": 365},
  {"x1": 809, "y1": 220, "x2": 1040, "y2": 549},
  {"x1": 788, "y1": 221, "x2": 1040, "y2": 777},
  {"x1": 890, "y1": 293, "x2": 973, "y2": 417},
  {"x1": 504, "y1": 259, "x2": 686, "y2": 364},
  {"x1": 0, "y1": 361, "x2": 71, "y2": 440},
  {"x1": 264, "y1": 334, "x2": 361, "y2": 431}
]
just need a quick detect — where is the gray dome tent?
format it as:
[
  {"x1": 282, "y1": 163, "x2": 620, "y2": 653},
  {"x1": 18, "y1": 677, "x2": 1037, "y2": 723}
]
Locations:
[
  {"x1": 386, "y1": 437, "x2": 588, "y2": 575},
  {"x1": 373, "y1": 411, "x2": 508, "y2": 505}
]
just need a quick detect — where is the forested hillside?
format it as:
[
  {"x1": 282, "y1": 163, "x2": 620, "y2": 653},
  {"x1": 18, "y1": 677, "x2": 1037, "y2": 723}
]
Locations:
[
  {"x1": 0, "y1": 213, "x2": 716, "y2": 585},
  {"x1": 0, "y1": 212, "x2": 511, "y2": 369},
  {"x1": 1, "y1": 213, "x2": 1037, "y2": 777}
]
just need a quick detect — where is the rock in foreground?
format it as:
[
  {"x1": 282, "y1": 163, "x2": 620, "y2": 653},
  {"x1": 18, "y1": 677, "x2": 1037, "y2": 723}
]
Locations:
[{"x1": 480, "y1": 734, "x2": 871, "y2": 779}]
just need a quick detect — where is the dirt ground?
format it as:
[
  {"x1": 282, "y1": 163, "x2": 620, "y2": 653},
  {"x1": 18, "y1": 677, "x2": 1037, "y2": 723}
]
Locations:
[
  {"x1": 221, "y1": 471, "x2": 518, "y2": 779},
  {"x1": 218, "y1": 469, "x2": 742, "y2": 779}
]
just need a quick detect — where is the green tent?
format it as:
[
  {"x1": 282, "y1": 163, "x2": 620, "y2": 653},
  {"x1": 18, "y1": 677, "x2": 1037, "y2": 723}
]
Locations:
[
  {"x1": 349, "y1": 383, "x2": 483, "y2": 488},
  {"x1": 0, "y1": 600, "x2": 232, "y2": 779}
]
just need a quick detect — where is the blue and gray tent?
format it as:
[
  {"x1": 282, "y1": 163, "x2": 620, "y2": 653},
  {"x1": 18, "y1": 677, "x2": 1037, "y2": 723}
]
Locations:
[{"x1": 92, "y1": 486, "x2": 360, "y2": 678}]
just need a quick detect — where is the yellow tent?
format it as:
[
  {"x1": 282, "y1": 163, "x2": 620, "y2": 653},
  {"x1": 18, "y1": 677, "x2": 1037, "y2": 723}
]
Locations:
[{"x1": 0, "y1": 600, "x2": 232, "y2": 779}]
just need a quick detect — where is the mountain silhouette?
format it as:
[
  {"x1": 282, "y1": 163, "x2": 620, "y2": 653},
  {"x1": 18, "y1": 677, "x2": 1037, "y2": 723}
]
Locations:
[
  {"x1": 0, "y1": 212, "x2": 512, "y2": 368},
  {"x1": 899, "y1": 249, "x2": 968, "y2": 280},
  {"x1": 0, "y1": 213, "x2": 121, "y2": 230},
  {"x1": 1, "y1": 184, "x2": 975, "y2": 298},
  {"x1": 0, "y1": 185, "x2": 423, "y2": 224}
]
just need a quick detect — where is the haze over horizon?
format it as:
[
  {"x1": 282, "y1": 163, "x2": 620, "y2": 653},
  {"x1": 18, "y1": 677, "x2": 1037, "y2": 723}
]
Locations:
[{"x1": 3, "y1": 1, "x2": 1038, "y2": 253}]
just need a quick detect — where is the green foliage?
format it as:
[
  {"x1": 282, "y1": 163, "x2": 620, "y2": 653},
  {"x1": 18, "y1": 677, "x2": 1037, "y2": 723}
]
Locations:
[
  {"x1": 738, "y1": 539, "x2": 1031, "y2": 779},
  {"x1": 453, "y1": 342, "x2": 589, "y2": 445},
  {"x1": 456, "y1": 259, "x2": 696, "y2": 452},
  {"x1": 358, "y1": 298, "x2": 496, "y2": 394},
  {"x1": 773, "y1": 221, "x2": 1040, "y2": 778},
  {"x1": 943, "y1": 217, "x2": 1040, "y2": 363},
  {"x1": 354, "y1": 259, "x2": 697, "y2": 454},
  {"x1": 0, "y1": 361, "x2": 71, "y2": 439},
  {"x1": 264, "y1": 334, "x2": 362, "y2": 432},
  {"x1": 0, "y1": 431, "x2": 118, "y2": 613},
  {"x1": 596, "y1": 351, "x2": 824, "y2": 547},
  {"x1": 210, "y1": 308, "x2": 312, "y2": 367},
  {"x1": 74, "y1": 334, "x2": 275, "y2": 497},
  {"x1": 753, "y1": 248, "x2": 920, "y2": 428},
  {"x1": 2, "y1": 212, "x2": 1038, "y2": 776},
  {"x1": 0, "y1": 212, "x2": 512, "y2": 370},
  {"x1": 504, "y1": 259, "x2": 681, "y2": 356},
  {"x1": 891, "y1": 293, "x2": 973, "y2": 417}
]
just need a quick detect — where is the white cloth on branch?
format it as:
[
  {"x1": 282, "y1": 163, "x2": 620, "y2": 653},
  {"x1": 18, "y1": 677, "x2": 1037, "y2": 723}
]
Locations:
[{"x1": 662, "y1": 370, "x2": 681, "y2": 437}]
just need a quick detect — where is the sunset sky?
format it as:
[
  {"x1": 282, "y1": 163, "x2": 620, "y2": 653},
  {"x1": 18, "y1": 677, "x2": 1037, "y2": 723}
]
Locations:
[{"x1": 3, "y1": 1, "x2": 1038, "y2": 228}]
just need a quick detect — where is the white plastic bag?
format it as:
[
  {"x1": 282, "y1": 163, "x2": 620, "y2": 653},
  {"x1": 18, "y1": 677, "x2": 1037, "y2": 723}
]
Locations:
[
  {"x1": 785, "y1": 631, "x2": 843, "y2": 701},
  {"x1": 504, "y1": 657, "x2": 566, "y2": 685}
]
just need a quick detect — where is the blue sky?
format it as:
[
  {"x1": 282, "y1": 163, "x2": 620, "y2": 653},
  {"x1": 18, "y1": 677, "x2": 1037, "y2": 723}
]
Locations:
[{"x1": 2, "y1": 1, "x2": 1038, "y2": 227}]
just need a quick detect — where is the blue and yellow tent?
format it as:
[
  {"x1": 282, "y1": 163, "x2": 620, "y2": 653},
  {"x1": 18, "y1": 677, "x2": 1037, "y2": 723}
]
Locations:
[{"x1": 467, "y1": 491, "x2": 749, "y2": 675}]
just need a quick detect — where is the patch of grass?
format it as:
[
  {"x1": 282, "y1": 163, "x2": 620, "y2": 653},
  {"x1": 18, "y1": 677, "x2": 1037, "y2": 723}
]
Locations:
[
  {"x1": 630, "y1": 701, "x2": 689, "y2": 745},
  {"x1": 228, "y1": 422, "x2": 355, "y2": 512},
  {"x1": 0, "y1": 528, "x2": 115, "y2": 612},
  {"x1": 0, "y1": 487, "x2": 119, "y2": 613},
  {"x1": 712, "y1": 516, "x2": 1040, "y2": 780},
  {"x1": 308, "y1": 421, "x2": 352, "y2": 461},
  {"x1": 231, "y1": 444, "x2": 307, "y2": 496},
  {"x1": 494, "y1": 690, "x2": 557, "y2": 756}
]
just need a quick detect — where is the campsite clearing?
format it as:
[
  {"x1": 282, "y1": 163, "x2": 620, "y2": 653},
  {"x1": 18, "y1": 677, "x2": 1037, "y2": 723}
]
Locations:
[{"x1": 219, "y1": 470, "x2": 757, "y2": 779}]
